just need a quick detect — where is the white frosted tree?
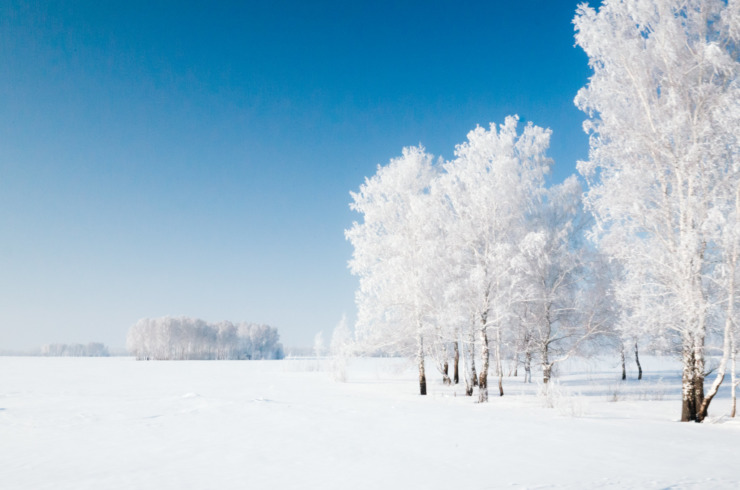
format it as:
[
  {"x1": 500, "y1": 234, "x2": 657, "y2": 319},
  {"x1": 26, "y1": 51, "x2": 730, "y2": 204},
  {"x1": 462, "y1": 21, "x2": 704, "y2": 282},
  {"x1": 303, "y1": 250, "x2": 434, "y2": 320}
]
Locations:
[
  {"x1": 330, "y1": 314, "x2": 354, "y2": 382},
  {"x1": 575, "y1": 0, "x2": 740, "y2": 421},
  {"x1": 514, "y1": 176, "x2": 610, "y2": 384},
  {"x1": 313, "y1": 331, "x2": 325, "y2": 358},
  {"x1": 126, "y1": 317, "x2": 283, "y2": 360},
  {"x1": 346, "y1": 146, "x2": 440, "y2": 395},
  {"x1": 439, "y1": 116, "x2": 552, "y2": 402}
]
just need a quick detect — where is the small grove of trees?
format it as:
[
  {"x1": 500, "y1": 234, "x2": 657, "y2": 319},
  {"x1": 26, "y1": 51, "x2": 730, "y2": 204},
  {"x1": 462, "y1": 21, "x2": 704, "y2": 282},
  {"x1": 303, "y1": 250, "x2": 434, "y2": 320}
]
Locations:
[
  {"x1": 126, "y1": 316, "x2": 284, "y2": 361},
  {"x1": 346, "y1": 119, "x2": 611, "y2": 402},
  {"x1": 346, "y1": 0, "x2": 739, "y2": 423},
  {"x1": 41, "y1": 342, "x2": 109, "y2": 357}
]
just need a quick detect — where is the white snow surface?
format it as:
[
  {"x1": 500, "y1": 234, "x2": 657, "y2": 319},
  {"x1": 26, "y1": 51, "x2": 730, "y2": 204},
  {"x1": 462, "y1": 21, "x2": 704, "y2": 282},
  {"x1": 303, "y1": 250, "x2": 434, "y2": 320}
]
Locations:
[{"x1": 1, "y1": 356, "x2": 739, "y2": 489}]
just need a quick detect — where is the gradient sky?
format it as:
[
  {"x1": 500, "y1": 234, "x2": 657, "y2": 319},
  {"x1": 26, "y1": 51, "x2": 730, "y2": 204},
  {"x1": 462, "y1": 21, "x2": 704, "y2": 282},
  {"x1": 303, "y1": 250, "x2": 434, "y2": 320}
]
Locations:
[{"x1": 1, "y1": 0, "x2": 596, "y2": 350}]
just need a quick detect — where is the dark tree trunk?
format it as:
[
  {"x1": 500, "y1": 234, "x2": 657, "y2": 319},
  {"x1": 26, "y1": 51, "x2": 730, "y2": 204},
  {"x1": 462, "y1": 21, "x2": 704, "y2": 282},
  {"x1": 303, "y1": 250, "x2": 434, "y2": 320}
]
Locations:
[
  {"x1": 634, "y1": 341, "x2": 643, "y2": 380},
  {"x1": 620, "y1": 346, "x2": 626, "y2": 381},
  {"x1": 524, "y1": 350, "x2": 532, "y2": 383},
  {"x1": 453, "y1": 341, "x2": 460, "y2": 385},
  {"x1": 681, "y1": 337, "x2": 705, "y2": 422},
  {"x1": 543, "y1": 363, "x2": 552, "y2": 384},
  {"x1": 478, "y1": 370, "x2": 488, "y2": 402},
  {"x1": 418, "y1": 332, "x2": 427, "y2": 396},
  {"x1": 442, "y1": 360, "x2": 451, "y2": 385}
]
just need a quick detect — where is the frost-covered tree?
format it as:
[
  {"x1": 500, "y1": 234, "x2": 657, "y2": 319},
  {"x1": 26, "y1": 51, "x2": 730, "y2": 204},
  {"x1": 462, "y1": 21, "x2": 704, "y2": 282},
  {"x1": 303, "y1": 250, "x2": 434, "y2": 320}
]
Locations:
[
  {"x1": 575, "y1": 0, "x2": 740, "y2": 421},
  {"x1": 126, "y1": 317, "x2": 284, "y2": 360},
  {"x1": 347, "y1": 146, "x2": 440, "y2": 395},
  {"x1": 514, "y1": 176, "x2": 610, "y2": 384},
  {"x1": 313, "y1": 331, "x2": 325, "y2": 358},
  {"x1": 440, "y1": 116, "x2": 552, "y2": 401},
  {"x1": 41, "y1": 342, "x2": 110, "y2": 357},
  {"x1": 330, "y1": 314, "x2": 354, "y2": 382}
]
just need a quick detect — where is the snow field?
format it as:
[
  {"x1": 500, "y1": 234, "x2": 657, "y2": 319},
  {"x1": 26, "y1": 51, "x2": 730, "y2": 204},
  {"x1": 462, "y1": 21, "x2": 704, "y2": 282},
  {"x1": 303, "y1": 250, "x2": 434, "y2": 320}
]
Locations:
[{"x1": 1, "y1": 356, "x2": 738, "y2": 489}]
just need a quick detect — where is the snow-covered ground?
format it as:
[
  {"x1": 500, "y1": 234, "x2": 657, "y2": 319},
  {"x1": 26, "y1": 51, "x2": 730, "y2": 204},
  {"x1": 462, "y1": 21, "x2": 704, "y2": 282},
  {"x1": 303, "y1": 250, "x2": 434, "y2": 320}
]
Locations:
[{"x1": 1, "y1": 356, "x2": 738, "y2": 489}]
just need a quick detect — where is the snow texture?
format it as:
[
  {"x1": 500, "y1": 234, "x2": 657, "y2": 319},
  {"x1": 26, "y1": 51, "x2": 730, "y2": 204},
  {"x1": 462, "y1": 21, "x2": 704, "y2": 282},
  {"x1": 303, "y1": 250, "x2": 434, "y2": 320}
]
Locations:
[{"x1": 1, "y1": 356, "x2": 738, "y2": 489}]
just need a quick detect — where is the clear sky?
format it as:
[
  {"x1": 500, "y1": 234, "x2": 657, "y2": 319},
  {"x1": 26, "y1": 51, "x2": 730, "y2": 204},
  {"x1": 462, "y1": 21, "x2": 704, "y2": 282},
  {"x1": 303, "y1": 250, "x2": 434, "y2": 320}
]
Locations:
[{"x1": 1, "y1": 0, "x2": 596, "y2": 350}]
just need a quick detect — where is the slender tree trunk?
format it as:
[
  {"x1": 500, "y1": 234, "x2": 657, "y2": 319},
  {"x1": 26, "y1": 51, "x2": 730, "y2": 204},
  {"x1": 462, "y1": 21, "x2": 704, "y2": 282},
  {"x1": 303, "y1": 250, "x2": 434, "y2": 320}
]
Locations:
[
  {"x1": 693, "y1": 333, "x2": 706, "y2": 422},
  {"x1": 418, "y1": 332, "x2": 427, "y2": 396},
  {"x1": 681, "y1": 341, "x2": 696, "y2": 422},
  {"x1": 620, "y1": 344, "x2": 627, "y2": 381},
  {"x1": 731, "y1": 333, "x2": 736, "y2": 418},
  {"x1": 478, "y1": 314, "x2": 489, "y2": 403},
  {"x1": 541, "y1": 307, "x2": 553, "y2": 384},
  {"x1": 542, "y1": 342, "x2": 551, "y2": 384},
  {"x1": 509, "y1": 340, "x2": 519, "y2": 377},
  {"x1": 453, "y1": 341, "x2": 460, "y2": 385},
  {"x1": 634, "y1": 341, "x2": 643, "y2": 380},
  {"x1": 462, "y1": 332, "x2": 474, "y2": 396},
  {"x1": 469, "y1": 327, "x2": 478, "y2": 387},
  {"x1": 697, "y1": 245, "x2": 736, "y2": 421},
  {"x1": 442, "y1": 360, "x2": 451, "y2": 385},
  {"x1": 495, "y1": 327, "x2": 504, "y2": 397},
  {"x1": 524, "y1": 349, "x2": 532, "y2": 383}
]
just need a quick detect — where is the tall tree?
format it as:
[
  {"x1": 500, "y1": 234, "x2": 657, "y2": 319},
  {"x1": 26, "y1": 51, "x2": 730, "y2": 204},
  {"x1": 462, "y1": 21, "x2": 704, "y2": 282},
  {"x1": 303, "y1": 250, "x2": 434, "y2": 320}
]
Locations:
[
  {"x1": 514, "y1": 176, "x2": 609, "y2": 384},
  {"x1": 346, "y1": 146, "x2": 440, "y2": 395},
  {"x1": 575, "y1": 0, "x2": 740, "y2": 421},
  {"x1": 440, "y1": 116, "x2": 552, "y2": 402}
]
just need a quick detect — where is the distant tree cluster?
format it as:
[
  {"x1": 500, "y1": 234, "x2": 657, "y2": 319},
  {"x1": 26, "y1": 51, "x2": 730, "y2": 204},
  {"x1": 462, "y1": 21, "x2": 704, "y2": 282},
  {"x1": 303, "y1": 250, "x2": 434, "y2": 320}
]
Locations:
[
  {"x1": 126, "y1": 316, "x2": 284, "y2": 361},
  {"x1": 41, "y1": 342, "x2": 110, "y2": 357}
]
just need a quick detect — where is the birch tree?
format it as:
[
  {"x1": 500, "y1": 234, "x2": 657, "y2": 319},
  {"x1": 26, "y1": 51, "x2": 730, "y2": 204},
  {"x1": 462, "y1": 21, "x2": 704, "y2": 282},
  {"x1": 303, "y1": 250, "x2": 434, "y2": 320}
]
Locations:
[
  {"x1": 440, "y1": 116, "x2": 552, "y2": 402},
  {"x1": 514, "y1": 176, "x2": 610, "y2": 384},
  {"x1": 346, "y1": 146, "x2": 440, "y2": 395},
  {"x1": 575, "y1": 0, "x2": 740, "y2": 421}
]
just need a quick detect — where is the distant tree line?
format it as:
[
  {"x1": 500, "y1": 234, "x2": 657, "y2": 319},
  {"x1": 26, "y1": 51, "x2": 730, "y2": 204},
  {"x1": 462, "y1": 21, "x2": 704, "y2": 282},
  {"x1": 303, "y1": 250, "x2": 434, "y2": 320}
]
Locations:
[
  {"x1": 126, "y1": 316, "x2": 284, "y2": 361},
  {"x1": 41, "y1": 342, "x2": 110, "y2": 357}
]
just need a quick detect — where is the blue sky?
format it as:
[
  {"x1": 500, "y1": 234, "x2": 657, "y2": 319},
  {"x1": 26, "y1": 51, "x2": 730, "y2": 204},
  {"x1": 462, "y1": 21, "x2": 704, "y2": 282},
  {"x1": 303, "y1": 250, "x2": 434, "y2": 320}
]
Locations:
[{"x1": 0, "y1": 1, "x2": 595, "y2": 350}]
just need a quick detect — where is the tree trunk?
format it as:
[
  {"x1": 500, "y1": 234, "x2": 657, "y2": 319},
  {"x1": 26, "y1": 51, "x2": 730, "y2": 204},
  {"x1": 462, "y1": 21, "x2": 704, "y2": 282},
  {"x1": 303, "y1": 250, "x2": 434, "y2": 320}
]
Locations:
[
  {"x1": 681, "y1": 345, "x2": 696, "y2": 422},
  {"x1": 462, "y1": 333, "x2": 475, "y2": 396},
  {"x1": 634, "y1": 341, "x2": 643, "y2": 380},
  {"x1": 620, "y1": 345, "x2": 626, "y2": 381},
  {"x1": 453, "y1": 341, "x2": 460, "y2": 385},
  {"x1": 469, "y1": 328, "x2": 478, "y2": 388},
  {"x1": 478, "y1": 314, "x2": 489, "y2": 403},
  {"x1": 495, "y1": 327, "x2": 504, "y2": 397},
  {"x1": 693, "y1": 333, "x2": 706, "y2": 422},
  {"x1": 681, "y1": 334, "x2": 706, "y2": 422},
  {"x1": 543, "y1": 363, "x2": 552, "y2": 385},
  {"x1": 442, "y1": 360, "x2": 451, "y2": 385},
  {"x1": 541, "y1": 307, "x2": 553, "y2": 384},
  {"x1": 697, "y1": 262, "x2": 735, "y2": 421},
  {"x1": 542, "y1": 342, "x2": 551, "y2": 384},
  {"x1": 731, "y1": 334, "x2": 736, "y2": 418},
  {"x1": 524, "y1": 349, "x2": 532, "y2": 383},
  {"x1": 418, "y1": 332, "x2": 427, "y2": 396},
  {"x1": 699, "y1": 219, "x2": 738, "y2": 421}
]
